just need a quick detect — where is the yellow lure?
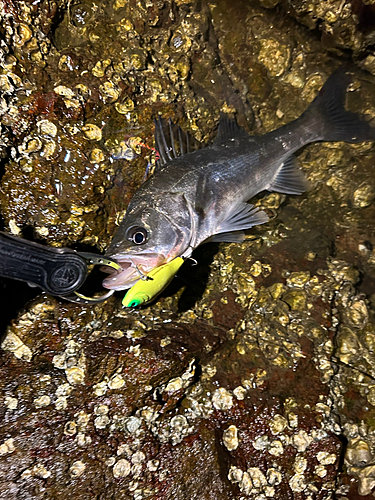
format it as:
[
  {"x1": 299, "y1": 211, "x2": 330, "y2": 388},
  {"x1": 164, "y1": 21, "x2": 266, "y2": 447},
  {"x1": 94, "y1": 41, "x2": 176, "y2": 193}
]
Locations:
[{"x1": 122, "y1": 257, "x2": 184, "y2": 307}]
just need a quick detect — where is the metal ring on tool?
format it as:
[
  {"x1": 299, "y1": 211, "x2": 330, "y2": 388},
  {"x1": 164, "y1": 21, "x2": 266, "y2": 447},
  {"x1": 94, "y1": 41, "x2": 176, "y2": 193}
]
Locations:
[
  {"x1": 59, "y1": 253, "x2": 121, "y2": 304},
  {"x1": 63, "y1": 289, "x2": 116, "y2": 304}
]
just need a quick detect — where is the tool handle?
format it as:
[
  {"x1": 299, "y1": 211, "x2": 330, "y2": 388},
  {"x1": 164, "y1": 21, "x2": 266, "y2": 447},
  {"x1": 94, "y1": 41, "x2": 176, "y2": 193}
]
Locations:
[{"x1": 0, "y1": 231, "x2": 87, "y2": 296}]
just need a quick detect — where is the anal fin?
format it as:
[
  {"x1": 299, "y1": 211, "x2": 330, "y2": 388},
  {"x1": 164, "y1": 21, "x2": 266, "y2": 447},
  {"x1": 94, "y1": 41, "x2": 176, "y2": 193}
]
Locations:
[{"x1": 268, "y1": 155, "x2": 309, "y2": 195}]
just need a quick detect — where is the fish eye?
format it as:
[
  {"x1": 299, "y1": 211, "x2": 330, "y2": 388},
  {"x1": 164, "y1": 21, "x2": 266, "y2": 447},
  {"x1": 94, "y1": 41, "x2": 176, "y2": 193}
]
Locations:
[{"x1": 127, "y1": 226, "x2": 148, "y2": 245}]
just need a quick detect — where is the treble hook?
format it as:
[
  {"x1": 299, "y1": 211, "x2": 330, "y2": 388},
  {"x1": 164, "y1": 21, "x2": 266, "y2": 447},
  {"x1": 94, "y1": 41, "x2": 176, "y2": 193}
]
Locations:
[{"x1": 133, "y1": 262, "x2": 154, "y2": 281}]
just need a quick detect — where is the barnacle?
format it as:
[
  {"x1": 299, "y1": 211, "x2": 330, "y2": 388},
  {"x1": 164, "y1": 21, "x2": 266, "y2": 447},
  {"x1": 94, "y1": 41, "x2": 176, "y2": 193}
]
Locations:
[
  {"x1": 115, "y1": 97, "x2": 134, "y2": 114},
  {"x1": 82, "y1": 123, "x2": 102, "y2": 141},
  {"x1": 99, "y1": 80, "x2": 120, "y2": 103},
  {"x1": 258, "y1": 38, "x2": 291, "y2": 76}
]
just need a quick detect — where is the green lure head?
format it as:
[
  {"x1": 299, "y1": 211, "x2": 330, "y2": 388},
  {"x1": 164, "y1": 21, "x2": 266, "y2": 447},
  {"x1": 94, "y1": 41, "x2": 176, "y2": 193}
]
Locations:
[
  {"x1": 127, "y1": 298, "x2": 142, "y2": 308},
  {"x1": 122, "y1": 291, "x2": 150, "y2": 308}
]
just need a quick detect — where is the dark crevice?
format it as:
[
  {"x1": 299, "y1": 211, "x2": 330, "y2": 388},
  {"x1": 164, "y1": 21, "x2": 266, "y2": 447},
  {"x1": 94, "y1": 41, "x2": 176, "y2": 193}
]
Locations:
[
  {"x1": 356, "y1": 0, "x2": 375, "y2": 33},
  {"x1": 0, "y1": 216, "x2": 41, "y2": 337},
  {"x1": 0, "y1": 145, "x2": 11, "y2": 184},
  {"x1": 0, "y1": 279, "x2": 40, "y2": 339},
  {"x1": 176, "y1": 243, "x2": 220, "y2": 312},
  {"x1": 337, "y1": 433, "x2": 348, "y2": 474},
  {"x1": 48, "y1": 2, "x2": 67, "y2": 46}
]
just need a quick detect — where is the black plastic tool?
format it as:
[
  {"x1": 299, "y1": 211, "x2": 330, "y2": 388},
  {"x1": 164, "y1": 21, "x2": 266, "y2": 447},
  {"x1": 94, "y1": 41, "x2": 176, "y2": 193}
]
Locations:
[{"x1": 0, "y1": 231, "x2": 121, "y2": 304}]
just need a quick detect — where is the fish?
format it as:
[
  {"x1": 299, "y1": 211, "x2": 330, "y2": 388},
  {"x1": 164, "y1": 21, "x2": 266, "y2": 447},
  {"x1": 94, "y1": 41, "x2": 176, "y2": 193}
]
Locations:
[
  {"x1": 122, "y1": 257, "x2": 184, "y2": 307},
  {"x1": 103, "y1": 67, "x2": 375, "y2": 291}
]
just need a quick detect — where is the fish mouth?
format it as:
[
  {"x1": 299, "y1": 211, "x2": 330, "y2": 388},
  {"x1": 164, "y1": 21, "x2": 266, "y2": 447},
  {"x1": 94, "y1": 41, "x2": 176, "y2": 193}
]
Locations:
[{"x1": 102, "y1": 253, "x2": 164, "y2": 291}]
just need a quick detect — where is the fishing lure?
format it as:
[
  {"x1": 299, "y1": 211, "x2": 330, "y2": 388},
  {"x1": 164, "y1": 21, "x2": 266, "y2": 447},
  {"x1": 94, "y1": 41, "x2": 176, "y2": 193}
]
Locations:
[{"x1": 122, "y1": 257, "x2": 184, "y2": 307}]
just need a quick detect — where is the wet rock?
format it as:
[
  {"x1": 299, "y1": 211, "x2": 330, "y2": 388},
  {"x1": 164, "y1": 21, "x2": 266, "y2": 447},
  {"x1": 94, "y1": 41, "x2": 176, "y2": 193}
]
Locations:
[
  {"x1": 286, "y1": 0, "x2": 374, "y2": 57},
  {"x1": 1, "y1": 0, "x2": 375, "y2": 498}
]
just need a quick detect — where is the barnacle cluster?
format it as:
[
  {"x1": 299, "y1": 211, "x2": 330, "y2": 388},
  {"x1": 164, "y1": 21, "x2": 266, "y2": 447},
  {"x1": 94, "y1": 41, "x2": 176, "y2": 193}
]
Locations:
[
  {"x1": 0, "y1": 0, "x2": 375, "y2": 498},
  {"x1": 288, "y1": 0, "x2": 375, "y2": 63}
]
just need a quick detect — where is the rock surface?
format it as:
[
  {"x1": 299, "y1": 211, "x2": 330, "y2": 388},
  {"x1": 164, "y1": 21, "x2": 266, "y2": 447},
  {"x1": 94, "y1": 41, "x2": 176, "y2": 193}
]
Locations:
[{"x1": 1, "y1": 0, "x2": 375, "y2": 498}]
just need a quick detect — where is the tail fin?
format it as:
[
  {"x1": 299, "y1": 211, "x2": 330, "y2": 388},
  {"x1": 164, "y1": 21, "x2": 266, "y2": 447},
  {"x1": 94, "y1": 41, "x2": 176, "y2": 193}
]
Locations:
[{"x1": 305, "y1": 67, "x2": 375, "y2": 143}]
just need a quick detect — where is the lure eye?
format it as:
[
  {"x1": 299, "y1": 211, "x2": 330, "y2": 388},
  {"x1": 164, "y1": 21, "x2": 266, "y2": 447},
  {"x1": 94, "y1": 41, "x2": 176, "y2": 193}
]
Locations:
[
  {"x1": 129, "y1": 299, "x2": 141, "y2": 307},
  {"x1": 127, "y1": 226, "x2": 148, "y2": 245}
]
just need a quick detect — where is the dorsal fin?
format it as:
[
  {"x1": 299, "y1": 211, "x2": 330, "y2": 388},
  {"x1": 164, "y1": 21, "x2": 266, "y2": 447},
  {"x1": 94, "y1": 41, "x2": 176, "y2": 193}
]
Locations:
[
  {"x1": 154, "y1": 117, "x2": 201, "y2": 170},
  {"x1": 214, "y1": 114, "x2": 248, "y2": 144}
]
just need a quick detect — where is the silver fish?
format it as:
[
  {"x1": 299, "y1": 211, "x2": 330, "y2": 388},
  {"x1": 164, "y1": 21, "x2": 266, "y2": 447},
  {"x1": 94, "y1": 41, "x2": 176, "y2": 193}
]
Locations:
[{"x1": 103, "y1": 68, "x2": 375, "y2": 290}]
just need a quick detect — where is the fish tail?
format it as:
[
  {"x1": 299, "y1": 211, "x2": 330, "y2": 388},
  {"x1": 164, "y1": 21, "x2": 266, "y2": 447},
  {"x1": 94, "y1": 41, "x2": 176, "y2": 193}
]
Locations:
[{"x1": 305, "y1": 67, "x2": 375, "y2": 143}]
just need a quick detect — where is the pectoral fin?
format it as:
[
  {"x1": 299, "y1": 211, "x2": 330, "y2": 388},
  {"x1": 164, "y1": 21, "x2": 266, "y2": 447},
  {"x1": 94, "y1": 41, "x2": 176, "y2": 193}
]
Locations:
[
  {"x1": 209, "y1": 231, "x2": 245, "y2": 243},
  {"x1": 215, "y1": 202, "x2": 269, "y2": 235},
  {"x1": 268, "y1": 155, "x2": 309, "y2": 195}
]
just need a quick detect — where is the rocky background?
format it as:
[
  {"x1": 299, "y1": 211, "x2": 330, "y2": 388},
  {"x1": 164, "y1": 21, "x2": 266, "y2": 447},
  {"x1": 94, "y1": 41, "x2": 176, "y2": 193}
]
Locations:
[{"x1": 1, "y1": 0, "x2": 375, "y2": 498}]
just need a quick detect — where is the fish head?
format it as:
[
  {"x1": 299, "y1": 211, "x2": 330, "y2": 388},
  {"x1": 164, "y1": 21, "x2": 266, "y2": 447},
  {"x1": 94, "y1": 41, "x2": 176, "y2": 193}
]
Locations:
[{"x1": 103, "y1": 192, "x2": 193, "y2": 290}]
